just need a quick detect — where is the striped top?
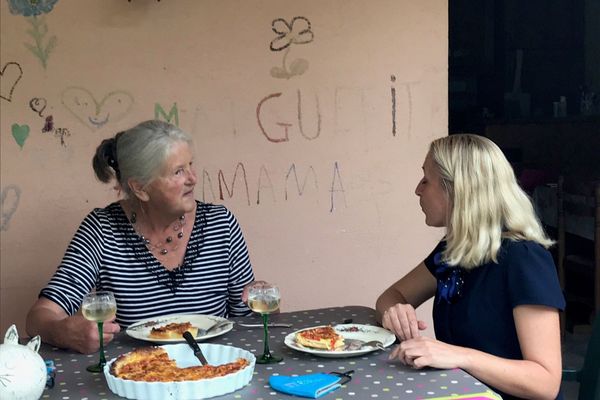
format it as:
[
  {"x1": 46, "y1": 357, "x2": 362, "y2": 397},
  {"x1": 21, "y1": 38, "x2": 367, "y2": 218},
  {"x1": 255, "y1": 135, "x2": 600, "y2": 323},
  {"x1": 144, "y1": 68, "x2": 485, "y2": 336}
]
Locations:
[{"x1": 40, "y1": 201, "x2": 255, "y2": 327}]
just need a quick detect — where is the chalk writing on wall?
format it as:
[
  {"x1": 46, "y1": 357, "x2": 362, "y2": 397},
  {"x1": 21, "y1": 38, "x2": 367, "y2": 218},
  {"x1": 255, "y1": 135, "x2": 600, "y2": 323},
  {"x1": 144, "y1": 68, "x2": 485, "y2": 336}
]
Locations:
[
  {"x1": 7, "y1": 0, "x2": 59, "y2": 69},
  {"x1": 1, "y1": 62, "x2": 23, "y2": 102},
  {"x1": 29, "y1": 97, "x2": 71, "y2": 146},
  {"x1": 269, "y1": 16, "x2": 314, "y2": 80},
  {"x1": 285, "y1": 165, "x2": 318, "y2": 200},
  {"x1": 155, "y1": 103, "x2": 179, "y2": 126},
  {"x1": 202, "y1": 162, "x2": 345, "y2": 212},
  {"x1": 52, "y1": 127, "x2": 71, "y2": 146},
  {"x1": 391, "y1": 75, "x2": 397, "y2": 136},
  {"x1": 1, "y1": 184, "x2": 21, "y2": 231},
  {"x1": 390, "y1": 77, "x2": 415, "y2": 138},
  {"x1": 29, "y1": 98, "x2": 46, "y2": 116},
  {"x1": 329, "y1": 161, "x2": 346, "y2": 212},
  {"x1": 257, "y1": 90, "x2": 321, "y2": 142},
  {"x1": 218, "y1": 163, "x2": 251, "y2": 206},
  {"x1": 42, "y1": 115, "x2": 54, "y2": 132},
  {"x1": 61, "y1": 87, "x2": 134, "y2": 130},
  {"x1": 257, "y1": 165, "x2": 276, "y2": 204}
]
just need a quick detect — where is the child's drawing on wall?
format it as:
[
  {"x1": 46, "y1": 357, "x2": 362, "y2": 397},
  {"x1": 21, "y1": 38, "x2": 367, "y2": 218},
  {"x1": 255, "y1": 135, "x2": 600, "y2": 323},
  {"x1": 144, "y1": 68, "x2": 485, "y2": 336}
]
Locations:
[
  {"x1": 7, "y1": 0, "x2": 59, "y2": 69},
  {"x1": 269, "y1": 16, "x2": 314, "y2": 79}
]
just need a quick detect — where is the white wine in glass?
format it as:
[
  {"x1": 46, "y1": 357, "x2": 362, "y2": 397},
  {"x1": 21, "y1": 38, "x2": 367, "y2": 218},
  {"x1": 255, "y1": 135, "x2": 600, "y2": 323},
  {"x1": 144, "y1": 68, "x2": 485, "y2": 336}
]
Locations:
[
  {"x1": 248, "y1": 294, "x2": 280, "y2": 314},
  {"x1": 82, "y1": 291, "x2": 116, "y2": 372},
  {"x1": 248, "y1": 282, "x2": 282, "y2": 364}
]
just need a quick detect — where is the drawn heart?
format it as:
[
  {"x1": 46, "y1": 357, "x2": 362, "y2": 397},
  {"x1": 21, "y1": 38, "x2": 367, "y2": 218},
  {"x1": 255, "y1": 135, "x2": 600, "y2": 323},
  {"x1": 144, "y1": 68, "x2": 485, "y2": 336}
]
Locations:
[
  {"x1": 11, "y1": 123, "x2": 30, "y2": 149},
  {"x1": 1, "y1": 185, "x2": 21, "y2": 231},
  {"x1": 61, "y1": 86, "x2": 134, "y2": 130},
  {"x1": 1, "y1": 62, "x2": 23, "y2": 102}
]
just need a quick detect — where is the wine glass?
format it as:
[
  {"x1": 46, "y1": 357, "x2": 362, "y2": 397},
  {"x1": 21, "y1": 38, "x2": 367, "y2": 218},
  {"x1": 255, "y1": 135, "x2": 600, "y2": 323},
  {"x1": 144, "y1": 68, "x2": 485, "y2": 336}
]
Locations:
[
  {"x1": 81, "y1": 291, "x2": 117, "y2": 372},
  {"x1": 247, "y1": 282, "x2": 282, "y2": 364}
]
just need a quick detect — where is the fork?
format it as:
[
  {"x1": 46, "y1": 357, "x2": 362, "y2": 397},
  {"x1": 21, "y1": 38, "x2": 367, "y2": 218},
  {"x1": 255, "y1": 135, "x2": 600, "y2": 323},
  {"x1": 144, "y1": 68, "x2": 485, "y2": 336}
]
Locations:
[
  {"x1": 196, "y1": 320, "x2": 232, "y2": 337},
  {"x1": 343, "y1": 339, "x2": 388, "y2": 351},
  {"x1": 362, "y1": 340, "x2": 388, "y2": 351}
]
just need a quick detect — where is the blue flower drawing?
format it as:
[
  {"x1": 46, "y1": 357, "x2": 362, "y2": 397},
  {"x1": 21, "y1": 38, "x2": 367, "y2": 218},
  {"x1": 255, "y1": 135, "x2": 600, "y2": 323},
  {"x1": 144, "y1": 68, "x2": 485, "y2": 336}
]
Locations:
[
  {"x1": 7, "y1": 0, "x2": 59, "y2": 16},
  {"x1": 7, "y1": 0, "x2": 59, "y2": 69},
  {"x1": 269, "y1": 16, "x2": 314, "y2": 79}
]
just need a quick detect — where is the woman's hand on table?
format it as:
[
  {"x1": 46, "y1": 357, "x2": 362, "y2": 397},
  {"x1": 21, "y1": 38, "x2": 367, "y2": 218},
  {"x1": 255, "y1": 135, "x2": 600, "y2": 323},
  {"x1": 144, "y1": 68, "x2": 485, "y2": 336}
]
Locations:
[
  {"x1": 382, "y1": 303, "x2": 427, "y2": 341},
  {"x1": 63, "y1": 315, "x2": 121, "y2": 354},
  {"x1": 26, "y1": 297, "x2": 121, "y2": 354},
  {"x1": 390, "y1": 336, "x2": 468, "y2": 370}
]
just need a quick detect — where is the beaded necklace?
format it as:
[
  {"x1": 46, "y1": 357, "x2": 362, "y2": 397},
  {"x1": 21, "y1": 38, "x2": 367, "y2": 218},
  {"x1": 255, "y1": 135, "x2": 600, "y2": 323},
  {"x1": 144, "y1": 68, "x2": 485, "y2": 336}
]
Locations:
[
  {"x1": 124, "y1": 203, "x2": 207, "y2": 294},
  {"x1": 131, "y1": 212, "x2": 186, "y2": 256}
]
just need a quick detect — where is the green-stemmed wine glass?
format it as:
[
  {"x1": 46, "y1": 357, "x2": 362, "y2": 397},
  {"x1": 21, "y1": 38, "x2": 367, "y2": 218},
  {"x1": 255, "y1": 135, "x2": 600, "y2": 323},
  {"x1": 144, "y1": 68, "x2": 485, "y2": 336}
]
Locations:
[
  {"x1": 248, "y1": 282, "x2": 282, "y2": 364},
  {"x1": 81, "y1": 291, "x2": 117, "y2": 372}
]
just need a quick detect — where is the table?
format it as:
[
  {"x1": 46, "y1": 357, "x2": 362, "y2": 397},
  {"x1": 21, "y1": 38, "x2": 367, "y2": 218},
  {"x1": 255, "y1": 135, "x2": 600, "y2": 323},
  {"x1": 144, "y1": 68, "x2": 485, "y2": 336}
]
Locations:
[{"x1": 39, "y1": 306, "x2": 500, "y2": 400}]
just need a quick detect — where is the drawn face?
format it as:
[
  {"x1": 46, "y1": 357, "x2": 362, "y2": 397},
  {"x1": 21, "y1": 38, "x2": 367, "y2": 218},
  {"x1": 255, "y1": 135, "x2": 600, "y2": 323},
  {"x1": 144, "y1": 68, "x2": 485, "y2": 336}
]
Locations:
[
  {"x1": 61, "y1": 87, "x2": 134, "y2": 130},
  {"x1": 145, "y1": 142, "x2": 197, "y2": 217},
  {"x1": 414, "y1": 152, "x2": 450, "y2": 227}
]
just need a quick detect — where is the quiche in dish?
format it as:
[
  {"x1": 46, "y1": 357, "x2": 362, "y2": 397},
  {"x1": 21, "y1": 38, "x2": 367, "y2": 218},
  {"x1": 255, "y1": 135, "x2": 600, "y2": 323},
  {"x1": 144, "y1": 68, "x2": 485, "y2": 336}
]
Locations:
[
  {"x1": 110, "y1": 346, "x2": 249, "y2": 382},
  {"x1": 104, "y1": 343, "x2": 256, "y2": 400}
]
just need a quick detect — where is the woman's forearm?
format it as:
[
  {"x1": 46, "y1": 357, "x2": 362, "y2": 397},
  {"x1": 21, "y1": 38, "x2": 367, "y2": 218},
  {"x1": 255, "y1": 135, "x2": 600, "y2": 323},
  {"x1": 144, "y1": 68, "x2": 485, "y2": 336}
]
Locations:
[
  {"x1": 27, "y1": 299, "x2": 119, "y2": 354},
  {"x1": 460, "y1": 347, "x2": 561, "y2": 400},
  {"x1": 26, "y1": 303, "x2": 70, "y2": 349},
  {"x1": 375, "y1": 287, "x2": 409, "y2": 322}
]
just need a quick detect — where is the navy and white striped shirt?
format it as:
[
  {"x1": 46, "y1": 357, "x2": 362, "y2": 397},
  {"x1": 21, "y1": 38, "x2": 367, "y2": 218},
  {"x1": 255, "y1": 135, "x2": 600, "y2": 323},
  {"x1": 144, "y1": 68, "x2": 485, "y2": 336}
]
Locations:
[{"x1": 40, "y1": 201, "x2": 255, "y2": 327}]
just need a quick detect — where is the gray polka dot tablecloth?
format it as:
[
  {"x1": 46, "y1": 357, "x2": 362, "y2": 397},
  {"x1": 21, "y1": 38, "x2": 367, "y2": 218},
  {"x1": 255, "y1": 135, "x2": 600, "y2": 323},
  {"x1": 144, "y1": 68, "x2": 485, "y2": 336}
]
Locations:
[{"x1": 39, "y1": 306, "x2": 501, "y2": 400}]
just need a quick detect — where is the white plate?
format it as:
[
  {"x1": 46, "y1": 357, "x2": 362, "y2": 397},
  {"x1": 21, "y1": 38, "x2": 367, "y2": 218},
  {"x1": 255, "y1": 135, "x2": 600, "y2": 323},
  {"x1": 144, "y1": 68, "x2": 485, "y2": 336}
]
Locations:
[
  {"x1": 126, "y1": 314, "x2": 233, "y2": 344},
  {"x1": 284, "y1": 324, "x2": 396, "y2": 358},
  {"x1": 104, "y1": 343, "x2": 255, "y2": 400}
]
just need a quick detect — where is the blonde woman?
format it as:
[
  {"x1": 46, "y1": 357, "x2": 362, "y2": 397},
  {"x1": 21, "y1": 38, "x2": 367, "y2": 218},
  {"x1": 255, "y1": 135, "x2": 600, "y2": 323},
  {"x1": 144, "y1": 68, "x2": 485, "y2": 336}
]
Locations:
[{"x1": 376, "y1": 134, "x2": 564, "y2": 400}]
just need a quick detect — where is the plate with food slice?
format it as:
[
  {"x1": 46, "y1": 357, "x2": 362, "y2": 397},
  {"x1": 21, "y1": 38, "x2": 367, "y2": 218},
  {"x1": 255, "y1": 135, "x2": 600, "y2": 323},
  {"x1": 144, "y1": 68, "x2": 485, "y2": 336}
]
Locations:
[
  {"x1": 126, "y1": 314, "x2": 234, "y2": 344},
  {"x1": 284, "y1": 324, "x2": 396, "y2": 358}
]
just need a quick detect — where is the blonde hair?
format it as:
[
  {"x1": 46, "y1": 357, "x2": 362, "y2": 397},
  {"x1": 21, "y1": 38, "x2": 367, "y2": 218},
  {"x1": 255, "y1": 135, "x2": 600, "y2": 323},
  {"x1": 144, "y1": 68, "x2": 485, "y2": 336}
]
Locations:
[{"x1": 429, "y1": 134, "x2": 553, "y2": 269}]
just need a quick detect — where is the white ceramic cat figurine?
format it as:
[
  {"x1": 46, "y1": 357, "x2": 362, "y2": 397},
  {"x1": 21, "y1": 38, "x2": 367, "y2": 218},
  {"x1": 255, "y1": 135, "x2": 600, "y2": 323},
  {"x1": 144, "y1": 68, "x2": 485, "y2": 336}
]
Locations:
[{"x1": 0, "y1": 324, "x2": 47, "y2": 400}]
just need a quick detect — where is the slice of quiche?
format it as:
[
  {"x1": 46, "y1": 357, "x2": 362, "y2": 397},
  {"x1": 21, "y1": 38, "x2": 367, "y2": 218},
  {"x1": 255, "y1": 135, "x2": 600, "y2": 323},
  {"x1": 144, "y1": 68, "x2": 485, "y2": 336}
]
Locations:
[
  {"x1": 110, "y1": 346, "x2": 249, "y2": 382},
  {"x1": 148, "y1": 322, "x2": 198, "y2": 339},
  {"x1": 295, "y1": 326, "x2": 345, "y2": 350}
]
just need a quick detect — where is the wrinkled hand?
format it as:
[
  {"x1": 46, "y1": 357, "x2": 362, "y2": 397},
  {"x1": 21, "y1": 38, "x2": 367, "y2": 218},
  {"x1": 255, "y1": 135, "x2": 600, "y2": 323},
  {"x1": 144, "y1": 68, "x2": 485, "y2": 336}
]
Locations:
[
  {"x1": 382, "y1": 303, "x2": 427, "y2": 341},
  {"x1": 389, "y1": 336, "x2": 466, "y2": 370},
  {"x1": 63, "y1": 315, "x2": 121, "y2": 354}
]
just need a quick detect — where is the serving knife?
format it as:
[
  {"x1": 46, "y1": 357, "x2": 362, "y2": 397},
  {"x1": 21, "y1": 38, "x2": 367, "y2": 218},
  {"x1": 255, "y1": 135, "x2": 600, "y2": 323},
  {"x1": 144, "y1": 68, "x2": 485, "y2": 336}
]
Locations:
[{"x1": 183, "y1": 331, "x2": 209, "y2": 365}]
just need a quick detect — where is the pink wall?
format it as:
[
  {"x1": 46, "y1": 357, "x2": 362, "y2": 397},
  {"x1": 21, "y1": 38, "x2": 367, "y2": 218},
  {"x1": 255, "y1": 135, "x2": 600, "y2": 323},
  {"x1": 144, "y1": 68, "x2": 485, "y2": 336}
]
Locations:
[{"x1": 0, "y1": 0, "x2": 447, "y2": 337}]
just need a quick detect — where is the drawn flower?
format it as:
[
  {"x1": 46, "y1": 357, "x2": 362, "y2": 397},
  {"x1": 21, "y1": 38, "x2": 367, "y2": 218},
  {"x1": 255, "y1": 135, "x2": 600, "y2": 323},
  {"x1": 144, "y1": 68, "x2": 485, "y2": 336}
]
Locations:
[
  {"x1": 6, "y1": 0, "x2": 59, "y2": 69},
  {"x1": 433, "y1": 252, "x2": 465, "y2": 304},
  {"x1": 269, "y1": 16, "x2": 314, "y2": 80},
  {"x1": 270, "y1": 16, "x2": 314, "y2": 51},
  {"x1": 7, "y1": 0, "x2": 59, "y2": 16}
]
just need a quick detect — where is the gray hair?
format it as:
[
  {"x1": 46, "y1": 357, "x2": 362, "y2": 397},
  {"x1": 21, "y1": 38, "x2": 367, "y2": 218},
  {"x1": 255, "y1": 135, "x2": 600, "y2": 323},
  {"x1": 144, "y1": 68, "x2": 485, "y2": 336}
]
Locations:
[{"x1": 92, "y1": 120, "x2": 192, "y2": 196}]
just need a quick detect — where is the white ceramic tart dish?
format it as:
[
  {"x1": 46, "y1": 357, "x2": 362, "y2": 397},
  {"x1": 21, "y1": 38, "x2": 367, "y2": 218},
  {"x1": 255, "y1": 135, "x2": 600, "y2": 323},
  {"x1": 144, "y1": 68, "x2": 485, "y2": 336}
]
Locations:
[{"x1": 104, "y1": 343, "x2": 256, "y2": 400}]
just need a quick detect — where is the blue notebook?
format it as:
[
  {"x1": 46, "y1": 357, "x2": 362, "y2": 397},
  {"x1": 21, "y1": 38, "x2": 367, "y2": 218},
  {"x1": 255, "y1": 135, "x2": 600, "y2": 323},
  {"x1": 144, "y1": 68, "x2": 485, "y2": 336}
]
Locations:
[{"x1": 269, "y1": 371, "x2": 353, "y2": 398}]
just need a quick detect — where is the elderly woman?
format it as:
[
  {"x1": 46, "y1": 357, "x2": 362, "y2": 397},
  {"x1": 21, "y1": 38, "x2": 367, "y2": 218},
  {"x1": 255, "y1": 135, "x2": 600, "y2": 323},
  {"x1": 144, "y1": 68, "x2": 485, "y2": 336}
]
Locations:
[
  {"x1": 376, "y1": 134, "x2": 565, "y2": 400},
  {"x1": 26, "y1": 120, "x2": 256, "y2": 354}
]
